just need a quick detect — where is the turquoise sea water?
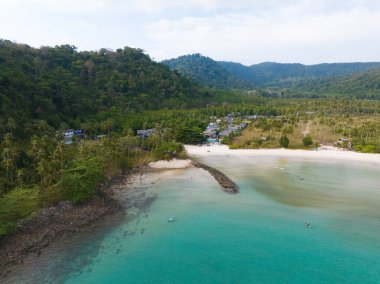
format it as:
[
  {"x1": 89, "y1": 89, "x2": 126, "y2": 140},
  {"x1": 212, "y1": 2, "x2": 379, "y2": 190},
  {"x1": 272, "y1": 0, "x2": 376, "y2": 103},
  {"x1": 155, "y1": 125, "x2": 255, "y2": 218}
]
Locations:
[{"x1": 5, "y1": 155, "x2": 380, "y2": 283}]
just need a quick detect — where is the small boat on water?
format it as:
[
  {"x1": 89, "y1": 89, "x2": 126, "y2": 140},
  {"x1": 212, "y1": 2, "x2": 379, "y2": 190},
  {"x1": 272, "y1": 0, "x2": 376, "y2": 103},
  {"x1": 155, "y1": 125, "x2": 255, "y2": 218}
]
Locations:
[
  {"x1": 304, "y1": 221, "x2": 312, "y2": 228},
  {"x1": 168, "y1": 217, "x2": 175, "y2": 222}
]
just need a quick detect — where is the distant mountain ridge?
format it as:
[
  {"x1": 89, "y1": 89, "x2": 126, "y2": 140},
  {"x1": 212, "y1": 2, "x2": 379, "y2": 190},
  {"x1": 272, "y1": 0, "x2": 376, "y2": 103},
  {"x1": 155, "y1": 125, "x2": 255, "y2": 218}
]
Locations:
[
  {"x1": 162, "y1": 54, "x2": 253, "y2": 89},
  {"x1": 294, "y1": 66, "x2": 380, "y2": 99},
  {"x1": 162, "y1": 54, "x2": 380, "y2": 89},
  {"x1": 220, "y1": 61, "x2": 380, "y2": 86}
]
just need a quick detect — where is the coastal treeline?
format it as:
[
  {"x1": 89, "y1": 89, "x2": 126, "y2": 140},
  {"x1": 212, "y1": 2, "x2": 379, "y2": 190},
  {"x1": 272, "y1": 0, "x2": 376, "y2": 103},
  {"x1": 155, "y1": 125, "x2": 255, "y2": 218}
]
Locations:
[
  {"x1": 0, "y1": 123, "x2": 189, "y2": 235},
  {"x1": 124, "y1": 100, "x2": 380, "y2": 152},
  {"x1": 0, "y1": 131, "x2": 125, "y2": 235}
]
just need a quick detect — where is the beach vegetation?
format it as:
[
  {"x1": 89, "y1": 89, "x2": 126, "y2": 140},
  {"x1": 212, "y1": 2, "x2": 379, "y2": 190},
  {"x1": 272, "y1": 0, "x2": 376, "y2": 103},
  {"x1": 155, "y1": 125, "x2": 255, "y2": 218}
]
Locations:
[
  {"x1": 279, "y1": 136, "x2": 290, "y2": 148},
  {"x1": 0, "y1": 187, "x2": 41, "y2": 235},
  {"x1": 175, "y1": 127, "x2": 206, "y2": 144},
  {"x1": 303, "y1": 135, "x2": 313, "y2": 147},
  {"x1": 153, "y1": 142, "x2": 186, "y2": 160},
  {"x1": 62, "y1": 157, "x2": 104, "y2": 204}
]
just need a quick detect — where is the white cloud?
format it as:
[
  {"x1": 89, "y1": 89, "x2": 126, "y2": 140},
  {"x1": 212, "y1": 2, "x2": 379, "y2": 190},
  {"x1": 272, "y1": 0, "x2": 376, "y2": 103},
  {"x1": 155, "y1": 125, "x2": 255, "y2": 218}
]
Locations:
[
  {"x1": 0, "y1": 0, "x2": 380, "y2": 64},
  {"x1": 145, "y1": 2, "x2": 380, "y2": 64}
]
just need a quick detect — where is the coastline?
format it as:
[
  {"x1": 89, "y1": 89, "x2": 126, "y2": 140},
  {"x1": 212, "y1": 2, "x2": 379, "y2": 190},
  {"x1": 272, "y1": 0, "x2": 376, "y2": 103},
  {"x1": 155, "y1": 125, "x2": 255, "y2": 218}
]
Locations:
[
  {"x1": 0, "y1": 200, "x2": 120, "y2": 279},
  {"x1": 0, "y1": 197, "x2": 123, "y2": 277},
  {"x1": 185, "y1": 144, "x2": 380, "y2": 164},
  {"x1": 0, "y1": 166, "x2": 150, "y2": 279},
  {"x1": 5, "y1": 144, "x2": 371, "y2": 278},
  {"x1": 2, "y1": 149, "x2": 379, "y2": 281},
  {"x1": 0, "y1": 159, "x2": 236, "y2": 279}
]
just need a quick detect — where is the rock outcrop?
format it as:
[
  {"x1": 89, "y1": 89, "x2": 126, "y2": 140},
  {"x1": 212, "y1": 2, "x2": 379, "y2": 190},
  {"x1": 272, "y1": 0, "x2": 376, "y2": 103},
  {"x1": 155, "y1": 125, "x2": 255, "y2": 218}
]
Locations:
[{"x1": 0, "y1": 182, "x2": 123, "y2": 278}]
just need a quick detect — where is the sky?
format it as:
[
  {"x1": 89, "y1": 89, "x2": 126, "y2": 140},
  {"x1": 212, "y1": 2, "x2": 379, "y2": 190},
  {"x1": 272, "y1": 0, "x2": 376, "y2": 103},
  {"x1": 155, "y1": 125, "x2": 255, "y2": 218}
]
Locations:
[{"x1": 0, "y1": 0, "x2": 379, "y2": 65}]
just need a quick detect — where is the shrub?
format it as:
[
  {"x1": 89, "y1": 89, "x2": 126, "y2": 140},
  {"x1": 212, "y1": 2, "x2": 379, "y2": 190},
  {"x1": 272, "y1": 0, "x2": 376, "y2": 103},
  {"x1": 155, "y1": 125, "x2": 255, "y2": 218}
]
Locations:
[
  {"x1": 362, "y1": 145, "x2": 376, "y2": 153},
  {"x1": 303, "y1": 135, "x2": 313, "y2": 147},
  {"x1": 279, "y1": 136, "x2": 289, "y2": 148},
  {"x1": 229, "y1": 144, "x2": 242, "y2": 149}
]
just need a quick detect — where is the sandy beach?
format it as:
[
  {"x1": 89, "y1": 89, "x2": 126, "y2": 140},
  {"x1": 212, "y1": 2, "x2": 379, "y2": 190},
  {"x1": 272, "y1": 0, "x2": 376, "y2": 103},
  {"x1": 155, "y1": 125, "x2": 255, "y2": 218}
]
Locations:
[
  {"x1": 148, "y1": 159, "x2": 192, "y2": 169},
  {"x1": 185, "y1": 144, "x2": 380, "y2": 164}
]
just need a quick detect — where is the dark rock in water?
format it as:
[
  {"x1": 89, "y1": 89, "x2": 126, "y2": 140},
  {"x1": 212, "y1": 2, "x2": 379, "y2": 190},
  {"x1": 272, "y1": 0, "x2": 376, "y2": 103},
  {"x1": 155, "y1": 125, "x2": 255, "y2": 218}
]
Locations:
[{"x1": 192, "y1": 161, "x2": 239, "y2": 193}]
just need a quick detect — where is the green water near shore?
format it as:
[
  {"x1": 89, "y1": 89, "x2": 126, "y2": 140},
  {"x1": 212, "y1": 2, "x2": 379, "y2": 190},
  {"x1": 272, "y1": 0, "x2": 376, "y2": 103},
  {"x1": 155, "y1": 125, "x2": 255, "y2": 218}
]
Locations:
[{"x1": 5, "y1": 155, "x2": 380, "y2": 283}]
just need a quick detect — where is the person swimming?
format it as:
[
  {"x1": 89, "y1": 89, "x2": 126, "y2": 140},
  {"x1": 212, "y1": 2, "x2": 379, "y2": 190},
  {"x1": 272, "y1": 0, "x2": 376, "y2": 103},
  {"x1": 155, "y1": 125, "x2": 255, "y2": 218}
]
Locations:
[{"x1": 304, "y1": 221, "x2": 311, "y2": 228}]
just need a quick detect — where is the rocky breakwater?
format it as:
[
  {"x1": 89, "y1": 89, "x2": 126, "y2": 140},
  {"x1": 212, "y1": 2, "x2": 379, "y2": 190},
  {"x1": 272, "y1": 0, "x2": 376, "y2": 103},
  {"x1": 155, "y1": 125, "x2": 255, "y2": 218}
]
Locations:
[{"x1": 192, "y1": 161, "x2": 239, "y2": 193}]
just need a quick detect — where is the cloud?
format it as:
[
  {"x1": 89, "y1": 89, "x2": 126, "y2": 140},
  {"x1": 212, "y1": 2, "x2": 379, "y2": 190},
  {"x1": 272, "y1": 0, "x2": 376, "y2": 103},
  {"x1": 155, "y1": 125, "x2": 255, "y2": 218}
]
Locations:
[
  {"x1": 145, "y1": 1, "x2": 380, "y2": 64},
  {"x1": 1, "y1": 0, "x2": 380, "y2": 64}
]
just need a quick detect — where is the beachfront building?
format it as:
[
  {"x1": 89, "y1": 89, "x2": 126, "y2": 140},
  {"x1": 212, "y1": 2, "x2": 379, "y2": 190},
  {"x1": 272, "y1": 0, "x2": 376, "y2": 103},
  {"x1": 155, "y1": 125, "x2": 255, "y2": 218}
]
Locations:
[
  {"x1": 137, "y1": 128, "x2": 157, "y2": 138},
  {"x1": 203, "y1": 128, "x2": 218, "y2": 138},
  {"x1": 203, "y1": 122, "x2": 219, "y2": 138},
  {"x1": 63, "y1": 129, "x2": 82, "y2": 144}
]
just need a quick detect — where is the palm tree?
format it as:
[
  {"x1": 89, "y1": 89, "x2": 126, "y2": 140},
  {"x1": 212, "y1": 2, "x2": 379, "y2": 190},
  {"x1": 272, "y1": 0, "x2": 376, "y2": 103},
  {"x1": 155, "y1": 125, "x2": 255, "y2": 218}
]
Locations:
[
  {"x1": 1, "y1": 133, "x2": 19, "y2": 187},
  {"x1": 6, "y1": 117, "x2": 17, "y2": 136}
]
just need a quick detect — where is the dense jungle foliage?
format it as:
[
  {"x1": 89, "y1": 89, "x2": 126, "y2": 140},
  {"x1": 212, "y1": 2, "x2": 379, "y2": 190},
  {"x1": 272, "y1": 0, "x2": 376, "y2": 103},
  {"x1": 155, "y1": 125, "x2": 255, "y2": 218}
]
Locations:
[
  {"x1": 0, "y1": 40, "x2": 247, "y2": 130},
  {"x1": 292, "y1": 67, "x2": 380, "y2": 99}
]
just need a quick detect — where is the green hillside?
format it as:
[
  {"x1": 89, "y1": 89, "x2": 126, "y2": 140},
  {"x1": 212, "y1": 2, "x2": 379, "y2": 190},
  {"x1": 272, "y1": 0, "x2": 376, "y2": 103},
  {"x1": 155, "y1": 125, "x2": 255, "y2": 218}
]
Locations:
[
  {"x1": 0, "y1": 40, "x2": 214, "y2": 128},
  {"x1": 293, "y1": 67, "x2": 380, "y2": 99},
  {"x1": 162, "y1": 54, "x2": 253, "y2": 90},
  {"x1": 162, "y1": 53, "x2": 380, "y2": 91},
  {"x1": 220, "y1": 61, "x2": 380, "y2": 86}
]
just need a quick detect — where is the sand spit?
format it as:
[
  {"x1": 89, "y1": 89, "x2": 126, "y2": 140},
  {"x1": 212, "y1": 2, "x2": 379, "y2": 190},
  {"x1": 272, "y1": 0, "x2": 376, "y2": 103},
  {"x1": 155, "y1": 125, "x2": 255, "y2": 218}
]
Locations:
[{"x1": 148, "y1": 159, "x2": 192, "y2": 169}]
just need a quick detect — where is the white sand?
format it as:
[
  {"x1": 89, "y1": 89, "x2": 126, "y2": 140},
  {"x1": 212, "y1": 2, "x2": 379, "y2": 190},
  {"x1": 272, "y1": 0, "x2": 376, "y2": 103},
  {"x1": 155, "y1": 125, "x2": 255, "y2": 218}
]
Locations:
[
  {"x1": 185, "y1": 144, "x2": 380, "y2": 164},
  {"x1": 148, "y1": 159, "x2": 193, "y2": 169}
]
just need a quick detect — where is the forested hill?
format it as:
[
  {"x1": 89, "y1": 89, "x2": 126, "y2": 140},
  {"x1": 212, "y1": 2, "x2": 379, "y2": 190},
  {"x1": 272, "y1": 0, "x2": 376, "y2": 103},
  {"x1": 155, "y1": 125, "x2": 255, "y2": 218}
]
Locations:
[
  {"x1": 219, "y1": 61, "x2": 380, "y2": 86},
  {"x1": 0, "y1": 40, "x2": 212, "y2": 128},
  {"x1": 162, "y1": 54, "x2": 253, "y2": 90},
  {"x1": 162, "y1": 53, "x2": 380, "y2": 89},
  {"x1": 293, "y1": 67, "x2": 380, "y2": 99}
]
